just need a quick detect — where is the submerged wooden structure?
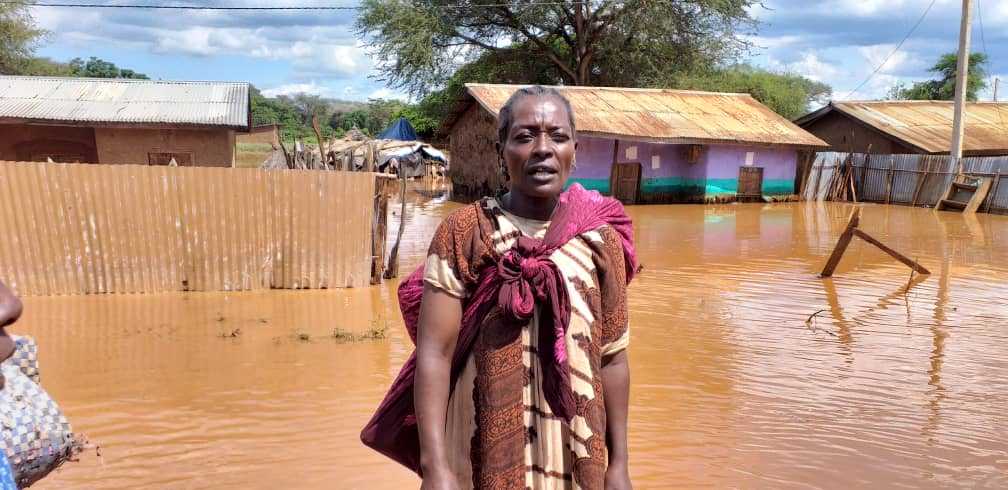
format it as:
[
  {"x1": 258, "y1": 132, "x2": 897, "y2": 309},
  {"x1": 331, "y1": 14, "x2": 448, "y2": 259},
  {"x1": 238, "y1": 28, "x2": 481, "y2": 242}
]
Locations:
[
  {"x1": 820, "y1": 207, "x2": 930, "y2": 278},
  {"x1": 934, "y1": 176, "x2": 993, "y2": 213}
]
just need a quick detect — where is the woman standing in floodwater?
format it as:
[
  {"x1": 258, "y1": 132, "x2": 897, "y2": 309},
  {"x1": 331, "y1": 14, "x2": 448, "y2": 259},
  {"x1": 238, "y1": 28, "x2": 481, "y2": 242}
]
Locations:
[{"x1": 362, "y1": 86, "x2": 638, "y2": 489}]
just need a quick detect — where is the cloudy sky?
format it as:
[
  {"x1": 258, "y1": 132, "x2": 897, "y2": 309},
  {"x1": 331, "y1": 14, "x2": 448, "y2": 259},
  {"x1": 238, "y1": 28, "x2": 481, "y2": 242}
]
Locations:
[{"x1": 29, "y1": 0, "x2": 1008, "y2": 107}]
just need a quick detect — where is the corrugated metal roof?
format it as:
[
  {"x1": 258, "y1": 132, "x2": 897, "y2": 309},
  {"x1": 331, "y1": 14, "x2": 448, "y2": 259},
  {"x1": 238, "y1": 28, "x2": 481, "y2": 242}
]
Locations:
[
  {"x1": 796, "y1": 100, "x2": 1008, "y2": 154},
  {"x1": 0, "y1": 76, "x2": 250, "y2": 130},
  {"x1": 448, "y1": 83, "x2": 827, "y2": 148}
]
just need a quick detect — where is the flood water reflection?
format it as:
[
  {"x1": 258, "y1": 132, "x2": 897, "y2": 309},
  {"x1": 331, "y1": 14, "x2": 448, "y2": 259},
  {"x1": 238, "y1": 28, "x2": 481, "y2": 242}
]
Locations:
[{"x1": 16, "y1": 193, "x2": 1008, "y2": 489}]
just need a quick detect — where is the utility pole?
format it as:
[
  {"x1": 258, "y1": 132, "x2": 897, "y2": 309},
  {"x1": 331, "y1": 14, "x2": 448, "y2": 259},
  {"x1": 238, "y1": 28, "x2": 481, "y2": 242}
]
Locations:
[
  {"x1": 995, "y1": 78, "x2": 1000, "y2": 102},
  {"x1": 950, "y1": 0, "x2": 973, "y2": 172}
]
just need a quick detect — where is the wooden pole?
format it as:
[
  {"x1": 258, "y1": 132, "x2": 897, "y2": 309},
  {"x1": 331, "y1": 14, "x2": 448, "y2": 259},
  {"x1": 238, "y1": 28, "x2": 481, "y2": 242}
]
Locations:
[
  {"x1": 384, "y1": 169, "x2": 408, "y2": 279},
  {"x1": 608, "y1": 139, "x2": 620, "y2": 196},
  {"x1": 950, "y1": 0, "x2": 973, "y2": 169},
  {"x1": 885, "y1": 160, "x2": 895, "y2": 205},
  {"x1": 852, "y1": 229, "x2": 931, "y2": 274},
  {"x1": 848, "y1": 168, "x2": 858, "y2": 203},
  {"x1": 812, "y1": 158, "x2": 824, "y2": 200},
  {"x1": 370, "y1": 177, "x2": 392, "y2": 284},
  {"x1": 985, "y1": 170, "x2": 1000, "y2": 213},
  {"x1": 911, "y1": 159, "x2": 929, "y2": 207},
  {"x1": 820, "y1": 207, "x2": 861, "y2": 277}
]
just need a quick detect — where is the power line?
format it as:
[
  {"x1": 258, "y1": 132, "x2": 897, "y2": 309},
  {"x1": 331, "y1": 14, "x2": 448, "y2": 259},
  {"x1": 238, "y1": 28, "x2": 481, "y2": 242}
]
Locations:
[
  {"x1": 844, "y1": 0, "x2": 937, "y2": 100},
  {"x1": 4, "y1": 0, "x2": 584, "y2": 10}
]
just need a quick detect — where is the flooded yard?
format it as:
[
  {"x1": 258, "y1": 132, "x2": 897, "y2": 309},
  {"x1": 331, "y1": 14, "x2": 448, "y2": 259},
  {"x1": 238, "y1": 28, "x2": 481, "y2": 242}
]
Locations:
[{"x1": 15, "y1": 194, "x2": 1008, "y2": 488}]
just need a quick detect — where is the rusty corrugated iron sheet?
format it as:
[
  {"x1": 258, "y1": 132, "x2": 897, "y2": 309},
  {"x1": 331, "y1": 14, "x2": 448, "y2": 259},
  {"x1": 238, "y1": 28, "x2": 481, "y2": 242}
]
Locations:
[
  {"x1": 798, "y1": 101, "x2": 1008, "y2": 154},
  {"x1": 0, "y1": 162, "x2": 377, "y2": 295},
  {"x1": 0, "y1": 76, "x2": 250, "y2": 130},
  {"x1": 804, "y1": 152, "x2": 1008, "y2": 213},
  {"x1": 450, "y1": 83, "x2": 827, "y2": 148}
]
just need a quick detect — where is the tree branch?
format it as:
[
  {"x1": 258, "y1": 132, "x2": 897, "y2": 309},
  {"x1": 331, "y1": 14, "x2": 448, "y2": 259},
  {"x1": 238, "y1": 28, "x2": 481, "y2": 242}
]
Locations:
[{"x1": 496, "y1": 6, "x2": 579, "y2": 83}]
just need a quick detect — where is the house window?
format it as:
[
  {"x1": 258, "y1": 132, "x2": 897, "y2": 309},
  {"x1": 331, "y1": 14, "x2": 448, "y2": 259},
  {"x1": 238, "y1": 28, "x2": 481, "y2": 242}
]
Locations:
[
  {"x1": 148, "y1": 152, "x2": 194, "y2": 166},
  {"x1": 651, "y1": 155, "x2": 661, "y2": 169},
  {"x1": 625, "y1": 145, "x2": 638, "y2": 160},
  {"x1": 744, "y1": 151, "x2": 755, "y2": 166}
]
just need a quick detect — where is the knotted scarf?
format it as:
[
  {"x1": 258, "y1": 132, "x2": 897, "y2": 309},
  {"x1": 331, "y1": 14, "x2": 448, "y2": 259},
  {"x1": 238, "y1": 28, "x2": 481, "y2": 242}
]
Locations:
[{"x1": 360, "y1": 183, "x2": 638, "y2": 474}]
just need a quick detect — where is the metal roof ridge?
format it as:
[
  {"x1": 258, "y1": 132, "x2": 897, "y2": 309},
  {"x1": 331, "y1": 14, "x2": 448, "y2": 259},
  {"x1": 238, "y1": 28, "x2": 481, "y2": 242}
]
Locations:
[
  {"x1": 0, "y1": 75, "x2": 249, "y2": 86},
  {"x1": 463, "y1": 82, "x2": 752, "y2": 97}
]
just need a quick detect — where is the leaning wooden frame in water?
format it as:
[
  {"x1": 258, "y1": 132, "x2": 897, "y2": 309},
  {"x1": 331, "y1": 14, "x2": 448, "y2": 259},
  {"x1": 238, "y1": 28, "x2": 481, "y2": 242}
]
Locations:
[{"x1": 820, "y1": 206, "x2": 931, "y2": 278}]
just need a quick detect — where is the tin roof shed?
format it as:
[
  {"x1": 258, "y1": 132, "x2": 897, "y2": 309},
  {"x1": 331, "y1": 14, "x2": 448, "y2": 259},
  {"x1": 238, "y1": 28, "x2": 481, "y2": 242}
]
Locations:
[
  {"x1": 0, "y1": 76, "x2": 251, "y2": 131},
  {"x1": 795, "y1": 100, "x2": 1008, "y2": 155},
  {"x1": 445, "y1": 83, "x2": 828, "y2": 149}
]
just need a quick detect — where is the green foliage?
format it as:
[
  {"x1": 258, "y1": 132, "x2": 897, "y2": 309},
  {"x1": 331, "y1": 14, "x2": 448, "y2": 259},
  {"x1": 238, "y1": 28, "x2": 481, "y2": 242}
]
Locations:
[
  {"x1": 669, "y1": 65, "x2": 832, "y2": 119},
  {"x1": 16, "y1": 56, "x2": 72, "y2": 76},
  {"x1": 356, "y1": 0, "x2": 757, "y2": 97},
  {"x1": 67, "y1": 56, "x2": 149, "y2": 79},
  {"x1": 0, "y1": 0, "x2": 45, "y2": 74},
  {"x1": 250, "y1": 87, "x2": 435, "y2": 143},
  {"x1": 411, "y1": 45, "x2": 563, "y2": 136},
  {"x1": 887, "y1": 52, "x2": 988, "y2": 101}
]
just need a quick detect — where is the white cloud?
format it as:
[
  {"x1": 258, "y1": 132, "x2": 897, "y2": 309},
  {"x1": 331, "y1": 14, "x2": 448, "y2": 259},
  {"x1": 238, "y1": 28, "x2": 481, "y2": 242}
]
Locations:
[
  {"x1": 367, "y1": 88, "x2": 409, "y2": 102},
  {"x1": 766, "y1": 52, "x2": 840, "y2": 82},
  {"x1": 857, "y1": 44, "x2": 912, "y2": 74},
  {"x1": 261, "y1": 82, "x2": 332, "y2": 98},
  {"x1": 789, "y1": 52, "x2": 840, "y2": 82}
]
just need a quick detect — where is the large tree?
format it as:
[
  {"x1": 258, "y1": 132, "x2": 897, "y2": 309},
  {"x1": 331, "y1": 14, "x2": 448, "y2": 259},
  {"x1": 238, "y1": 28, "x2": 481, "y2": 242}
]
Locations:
[
  {"x1": 0, "y1": 0, "x2": 45, "y2": 74},
  {"x1": 888, "y1": 52, "x2": 988, "y2": 101},
  {"x1": 672, "y1": 65, "x2": 832, "y2": 119},
  {"x1": 356, "y1": 0, "x2": 756, "y2": 96}
]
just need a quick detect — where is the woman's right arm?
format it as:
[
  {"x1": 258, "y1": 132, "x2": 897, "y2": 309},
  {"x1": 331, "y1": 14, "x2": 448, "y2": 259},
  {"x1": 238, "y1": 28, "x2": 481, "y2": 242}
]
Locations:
[{"x1": 414, "y1": 284, "x2": 463, "y2": 489}]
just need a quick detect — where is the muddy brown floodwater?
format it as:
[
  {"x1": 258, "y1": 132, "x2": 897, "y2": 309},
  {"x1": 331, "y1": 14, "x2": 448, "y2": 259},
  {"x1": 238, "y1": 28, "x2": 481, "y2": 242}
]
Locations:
[{"x1": 15, "y1": 189, "x2": 1008, "y2": 489}]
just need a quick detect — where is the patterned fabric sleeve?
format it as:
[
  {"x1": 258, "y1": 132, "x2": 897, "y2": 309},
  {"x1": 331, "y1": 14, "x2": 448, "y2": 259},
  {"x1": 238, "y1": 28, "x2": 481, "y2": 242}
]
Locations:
[
  {"x1": 596, "y1": 226, "x2": 630, "y2": 357},
  {"x1": 422, "y1": 203, "x2": 487, "y2": 299}
]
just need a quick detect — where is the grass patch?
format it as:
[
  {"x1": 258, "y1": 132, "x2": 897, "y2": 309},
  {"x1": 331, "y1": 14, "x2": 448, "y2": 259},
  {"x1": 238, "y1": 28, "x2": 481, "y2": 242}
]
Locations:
[
  {"x1": 332, "y1": 321, "x2": 388, "y2": 343},
  {"x1": 235, "y1": 142, "x2": 275, "y2": 168}
]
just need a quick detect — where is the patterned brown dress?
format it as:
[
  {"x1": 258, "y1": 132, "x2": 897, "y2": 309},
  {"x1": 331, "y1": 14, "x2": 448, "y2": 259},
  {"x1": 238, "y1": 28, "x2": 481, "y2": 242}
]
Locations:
[{"x1": 423, "y1": 197, "x2": 630, "y2": 490}]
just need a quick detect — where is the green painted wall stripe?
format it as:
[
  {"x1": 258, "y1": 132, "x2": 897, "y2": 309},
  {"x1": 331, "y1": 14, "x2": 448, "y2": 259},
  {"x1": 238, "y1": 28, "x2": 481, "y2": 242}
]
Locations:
[{"x1": 567, "y1": 177, "x2": 794, "y2": 199}]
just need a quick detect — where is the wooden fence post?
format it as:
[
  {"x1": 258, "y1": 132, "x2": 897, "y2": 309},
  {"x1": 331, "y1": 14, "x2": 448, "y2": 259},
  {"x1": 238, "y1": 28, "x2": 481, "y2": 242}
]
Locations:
[
  {"x1": 911, "y1": 160, "x2": 929, "y2": 207},
  {"x1": 884, "y1": 159, "x2": 895, "y2": 205}
]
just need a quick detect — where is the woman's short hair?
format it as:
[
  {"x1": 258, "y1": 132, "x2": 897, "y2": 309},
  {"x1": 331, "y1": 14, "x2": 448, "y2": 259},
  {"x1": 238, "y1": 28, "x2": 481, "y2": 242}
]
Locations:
[{"x1": 497, "y1": 85, "x2": 576, "y2": 147}]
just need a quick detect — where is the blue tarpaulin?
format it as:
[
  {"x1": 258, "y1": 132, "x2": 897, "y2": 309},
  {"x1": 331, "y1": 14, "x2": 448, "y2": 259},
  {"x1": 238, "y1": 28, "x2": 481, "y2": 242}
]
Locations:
[{"x1": 377, "y1": 117, "x2": 418, "y2": 141}]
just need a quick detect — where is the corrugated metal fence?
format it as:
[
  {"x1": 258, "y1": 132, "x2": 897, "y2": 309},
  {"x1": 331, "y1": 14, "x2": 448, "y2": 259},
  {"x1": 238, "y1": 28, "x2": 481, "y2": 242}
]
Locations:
[
  {"x1": 803, "y1": 152, "x2": 1008, "y2": 213},
  {"x1": 0, "y1": 161, "x2": 381, "y2": 295}
]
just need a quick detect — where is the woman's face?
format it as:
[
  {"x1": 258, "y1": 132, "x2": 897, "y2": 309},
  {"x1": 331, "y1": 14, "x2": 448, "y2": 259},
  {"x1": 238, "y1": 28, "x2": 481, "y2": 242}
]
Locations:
[{"x1": 501, "y1": 95, "x2": 575, "y2": 200}]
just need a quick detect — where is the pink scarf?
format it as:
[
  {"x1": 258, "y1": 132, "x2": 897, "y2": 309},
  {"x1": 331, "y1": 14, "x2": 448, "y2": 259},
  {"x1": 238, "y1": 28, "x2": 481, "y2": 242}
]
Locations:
[{"x1": 361, "y1": 184, "x2": 638, "y2": 474}]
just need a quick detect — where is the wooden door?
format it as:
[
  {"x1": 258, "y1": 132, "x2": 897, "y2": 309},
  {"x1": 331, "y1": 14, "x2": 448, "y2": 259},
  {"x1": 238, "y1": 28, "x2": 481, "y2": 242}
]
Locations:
[
  {"x1": 611, "y1": 163, "x2": 641, "y2": 204},
  {"x1": 737, "y1": 166, "x2": 763, "y2": 200}
]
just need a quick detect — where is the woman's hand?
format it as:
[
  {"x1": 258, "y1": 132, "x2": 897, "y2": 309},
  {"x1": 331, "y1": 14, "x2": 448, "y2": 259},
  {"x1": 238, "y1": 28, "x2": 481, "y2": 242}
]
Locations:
[
  {"x1": 604, "y1": 462, "x2": 632, "y2": 490},
  {"x1": 420, "y1": 465, "x2": 461, "y2": 490}
]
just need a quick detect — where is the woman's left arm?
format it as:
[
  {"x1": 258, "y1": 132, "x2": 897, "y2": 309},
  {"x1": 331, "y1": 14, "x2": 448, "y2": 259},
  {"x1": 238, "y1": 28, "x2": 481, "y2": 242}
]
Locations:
[
  {"x1": 602, "y1": 351, "x2": 631, "y2": 489},
  {"x1": 595, "y1": 226, "x2": 633, "y2": 489}
]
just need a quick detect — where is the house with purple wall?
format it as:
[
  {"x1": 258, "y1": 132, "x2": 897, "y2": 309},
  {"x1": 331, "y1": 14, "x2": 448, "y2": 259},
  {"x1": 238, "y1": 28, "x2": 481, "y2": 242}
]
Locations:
[{"x1": 444, "y1": 84, "x2": 827, "y2": 204}]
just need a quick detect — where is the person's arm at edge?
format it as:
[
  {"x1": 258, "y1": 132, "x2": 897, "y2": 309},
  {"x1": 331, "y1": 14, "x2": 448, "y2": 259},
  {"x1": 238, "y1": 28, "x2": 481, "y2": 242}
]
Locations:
[
  {"x1": 0, "y1": 281, "x2": 22, "y2": 374},
  {"x1": 602, "y1": 349, "x2": 631, "y2": 488},
  {"x1": 414, "y1": 284, "x2": 463, "y2": 488}
]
